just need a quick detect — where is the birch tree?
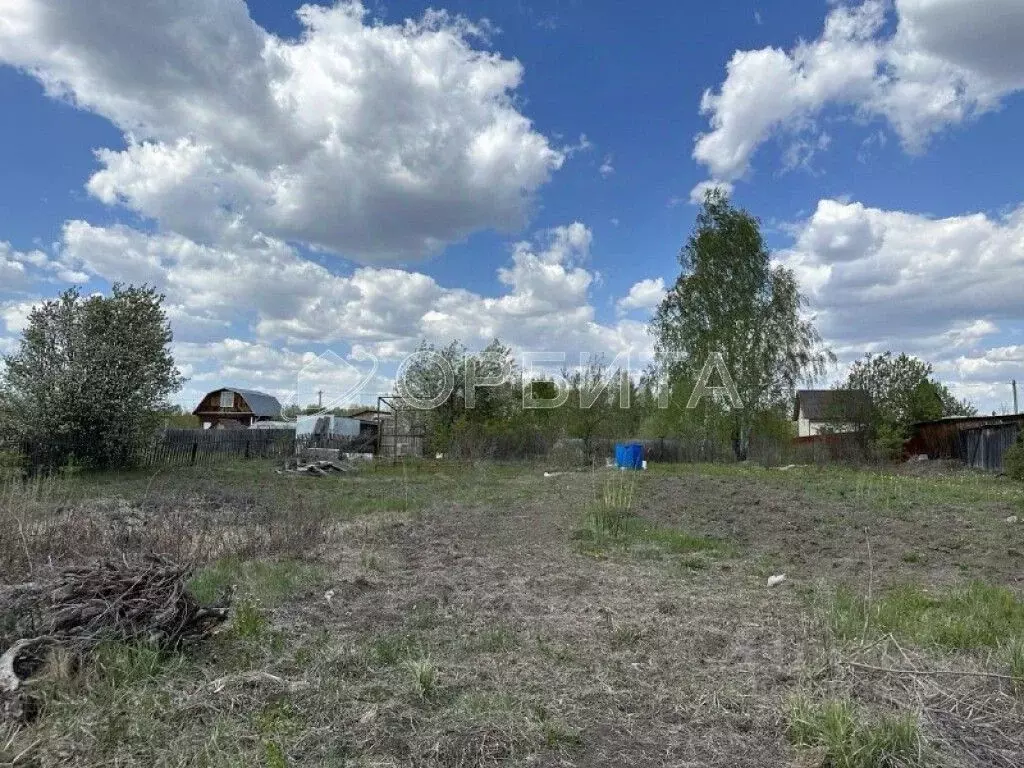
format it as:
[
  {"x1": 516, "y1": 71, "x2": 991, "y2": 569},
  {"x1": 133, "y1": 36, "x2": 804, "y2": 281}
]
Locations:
[{"x1": 651, "y1": 190, "x2": 832, "y2": 458}]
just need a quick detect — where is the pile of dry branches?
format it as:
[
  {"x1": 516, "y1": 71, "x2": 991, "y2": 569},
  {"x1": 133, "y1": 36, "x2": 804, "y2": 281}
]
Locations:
[
  {"x1": 1, "y1": 555, "x2": 228, "y2": 721},
  {"x1": 277, "y1": 459, "x2": 353, "y2": 477}
]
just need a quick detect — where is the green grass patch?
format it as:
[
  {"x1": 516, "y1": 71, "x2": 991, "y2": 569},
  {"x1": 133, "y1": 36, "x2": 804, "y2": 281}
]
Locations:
[
  {"x1": 787, "y1": 697, "x2": 926, "y2": 767},
  {"x1": 574, "y1": 471, "x2": 727, "y2": 559},
  {"x1": 1010, "y1": 641, "x2": 1024, "y2": 697},
  {"x1": 609, "y1": 624, "x2": 647, "y2": 650},
  {"x1": 640, "y1": 525, "x2": 724, "y2": 554},
  {"x1": 538, "y1": 719, "x2": 584, "y2": 750},
  {"x1": 679, "y1": 553, "x2": 712, "y2": 570},
  {"x1": 263, "y1": 741, "x2": 288, "y2": 768},
  {"x1": 406, "y1": 599, "x2": 441, "y2": 630},
  {"x1": 649, "y1": 461, "x2": 1024, "y2": 512},
  {"x1": 87, "y1": 642, "x2": 187, "y2": 690},
  {"x1": 11, "y1": 642, "x2": 205, "y2": 763},
  {"x1": 231, "y1": 598, "x2": 271, "y2": 639},
  {"x1": 368, "y1": 631, "x2": 421, "y2": 666},
  {"x1": 829, "y1": 581, "x2": 1024, "y2": 650},
  {"x1": 468, "y1": 626, "x2": 519, "y2": 653},
  {"x1": 359, "y1": 549, "x2": 387, "y2": 572},
  {"x1": 405, "y1": 656, "x2": 439, "y2": 699},
  {"x1": 573, "y1": 509, "x2": 727, "y2": 561},
  {"x1": 251, "y1": 699, "x2": 305, "y2": 740},
  {"x1": 455, "y1": 691, "x2": 518, "y2": 717},
  {"x1": 189, "y1": 557, "x2": 323, "y2": 606}
]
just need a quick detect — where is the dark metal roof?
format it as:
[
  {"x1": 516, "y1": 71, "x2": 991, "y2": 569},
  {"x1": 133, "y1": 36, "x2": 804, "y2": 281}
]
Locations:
[
  {"x1": 348, "y1": 409, "x2": 391, "y2": 422},
  {"x1": 197, "y1": 388, "x2": 282, "y2": 419},
  {"x1": 230, "y1": 389, "x2": 283, "y2": 418},
  {"x1": 911, "y1": 413, "x2": 1024, "y2": 428},
  {"x1": 794, "y1": 389, "x2": 872, "y2": 421}
]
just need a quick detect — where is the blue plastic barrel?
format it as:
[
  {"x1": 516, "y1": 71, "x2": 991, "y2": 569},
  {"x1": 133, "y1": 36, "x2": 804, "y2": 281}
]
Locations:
[{"x1": 614, "y1": 442, "x2": 644, "y2": 469}]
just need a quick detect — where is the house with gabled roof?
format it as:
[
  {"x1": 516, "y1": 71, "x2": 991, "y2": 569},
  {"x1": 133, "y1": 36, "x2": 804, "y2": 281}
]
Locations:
[
  {"x1": 193, "y1": 387, "x2": 283, "y2": 429},
  {"x1": 793, "y1": 389, "x2": 872, "y2": 437}
]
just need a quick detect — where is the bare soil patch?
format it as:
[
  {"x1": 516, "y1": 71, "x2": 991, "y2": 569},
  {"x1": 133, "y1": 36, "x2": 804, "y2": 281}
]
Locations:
[{"x1": 3, "y1": 461, "x2": 1023, "y2": 766}]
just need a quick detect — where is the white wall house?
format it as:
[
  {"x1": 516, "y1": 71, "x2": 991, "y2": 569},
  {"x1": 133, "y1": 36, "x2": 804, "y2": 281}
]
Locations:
[{"x1": 793, "y1": 390, "x2": 872, "y2": 437}]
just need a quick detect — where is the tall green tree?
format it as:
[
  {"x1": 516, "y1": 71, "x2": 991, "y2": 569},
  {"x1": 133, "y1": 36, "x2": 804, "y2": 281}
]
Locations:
[
  {"x1": 651, "y1": 191, "x2": 832, "y2": 457},
  {"x1": 395, "y1": 339, "x2": 466, "y2": 452},
  {"x1": 560, "y1": 355, "x2": 628, "y2": 461},
  {"x1": 396, "y1": 338, "x2": 526, "y2": 455},
  {"x1": 636, "y1": 370, "x2": 738, "y2": 461},
  {"x1": 842, "y1": 351, "x2": 976, "y2": 432},
  {"x1": 0, "y1": 285, "x2": 184, "y2": 469}
]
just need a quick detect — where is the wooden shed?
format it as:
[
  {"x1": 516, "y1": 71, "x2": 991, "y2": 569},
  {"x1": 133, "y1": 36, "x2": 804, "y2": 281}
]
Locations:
[
  {"x1": 908, "y1": 414, "x2": 1024, "y2": 471},
  {"x1": 193, "y1": 388, "x2": 283, "y2": 429}
]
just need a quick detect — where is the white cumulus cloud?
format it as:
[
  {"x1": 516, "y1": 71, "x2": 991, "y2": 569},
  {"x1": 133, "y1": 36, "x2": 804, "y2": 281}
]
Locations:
[
  {"x1": 0, "y1": 299, "x2": 38, "y2": 336},
  {"x1": 0, "y1": 241, "x2": 84, "y2": 288},
  {"x1": 56, "y1": 219, "x2": 652, "y2": 366},
  {"x1": 0, "y1": 0, "x2": 565, "y2": 262},
  {"x1": 0, "y1": 217, "x2": 654, "y2": 406},
  {"x1": 171, "y1": 339, "x2": 394, "y2": 409},
  {"x1": 778, "y1": 198, "x2": 1024, "y2": 410},
  {"x1": 688, "y1": 180, "x2": 735, "y2": 205},
  {"x1": 0, "y1": 247, "x2": 29, "y2": 290},
  {"x1": 617, "y1": 278, "x2": 667, "y2": 315},
  {"x1": 695, "y1": 0, "x2": 1024, "y2": 183},
  {"x1": 780, "y1": 199, "x2": 1024, "y2": 346}
]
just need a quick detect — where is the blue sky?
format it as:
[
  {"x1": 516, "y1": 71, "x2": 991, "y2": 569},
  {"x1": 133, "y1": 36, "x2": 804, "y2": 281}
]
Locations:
[{"x1": 0, "y1": 0, "x2": 1022, "y2": 413}]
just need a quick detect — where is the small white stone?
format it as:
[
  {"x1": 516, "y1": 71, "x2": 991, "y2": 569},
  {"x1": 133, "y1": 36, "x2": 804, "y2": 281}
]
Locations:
[
  {"x1": 767, "y1": 574, "x2": 787, "y2": 588},
  {"x1": 1006, "y1": 516, "x2": 1019, "y2": 524}
]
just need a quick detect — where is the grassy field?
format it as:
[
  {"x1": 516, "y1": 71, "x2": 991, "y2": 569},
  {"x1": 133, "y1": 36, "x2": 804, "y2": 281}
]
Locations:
[{"x1": 2, "y1": 458, "x2": 1024, "y2": 767}]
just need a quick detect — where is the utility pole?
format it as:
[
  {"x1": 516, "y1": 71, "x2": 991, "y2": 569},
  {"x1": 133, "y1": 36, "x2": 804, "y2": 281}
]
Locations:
[{"x1": 1013, "y1": 379, "x2": 1018, "y2": 414}]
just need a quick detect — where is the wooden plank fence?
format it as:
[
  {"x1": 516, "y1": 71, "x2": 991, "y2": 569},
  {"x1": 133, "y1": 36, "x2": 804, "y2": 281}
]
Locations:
[
  {"x1": 144, "y1": 428, "x2": 297, "y2": 467},
  {"x1": 956, "y1": 423, "x2": 1020, "y2": 472},
  {"x1": 143, "y1": 429, "x2": 379, "y2": 467}
]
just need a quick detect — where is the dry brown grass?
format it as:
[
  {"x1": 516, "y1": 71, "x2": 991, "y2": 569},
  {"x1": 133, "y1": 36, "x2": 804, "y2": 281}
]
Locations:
[
  {"x1": 1, "y1": 459, "x2": 1022, "y2": 766},
  {"x1": 0, "y1": 467, "x2": 342, "y2": 584}
]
